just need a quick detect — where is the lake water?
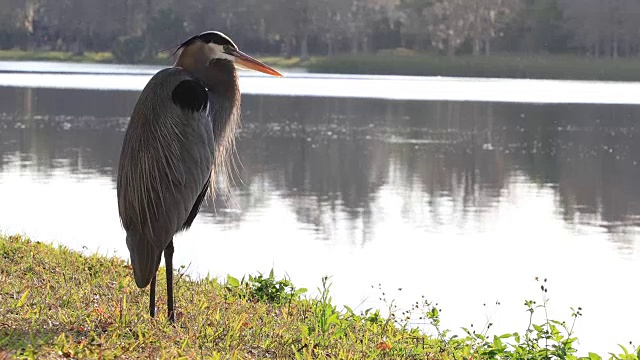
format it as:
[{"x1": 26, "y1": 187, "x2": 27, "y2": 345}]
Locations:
[{"x1": 1, "y1": 61, "x2": 639, "y2": 354}]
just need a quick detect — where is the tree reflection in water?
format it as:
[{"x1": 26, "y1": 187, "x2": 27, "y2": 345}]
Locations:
[{"x1": 1, "y1": 87, "x2": 640, "y2": 252}]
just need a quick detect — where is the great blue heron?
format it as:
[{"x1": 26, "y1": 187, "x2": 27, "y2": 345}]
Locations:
[{"x1": 117, "y1": 31, "x2": 282, "y2": 322}]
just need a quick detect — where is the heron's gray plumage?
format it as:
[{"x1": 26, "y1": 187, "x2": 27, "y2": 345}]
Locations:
[
  {"x1": 118, "y1": 63, "x2": 241, "y2": 290},
  {"x1": 117, "y1": 67, "x2": 219, "y2": 288},
  {"x1": 116, "y1": 31, "x2": 280, "y2": 322}
]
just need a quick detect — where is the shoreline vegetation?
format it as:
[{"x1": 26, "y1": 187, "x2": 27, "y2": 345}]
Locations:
[
  {"x1": 1, "y1": 233, "x2": 638, "y2": 359},
  {"x1": 2, "y1": 49, "x2": 640, "y2": 82}
]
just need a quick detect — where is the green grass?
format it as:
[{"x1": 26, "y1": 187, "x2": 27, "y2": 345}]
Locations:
[
  {"x1": 0, "y1": 49, "x2": 175, "y2": 65},
  {"x1": 307, "y1": 53, "x2": 640, "y2": 81},
  {"x1": 0, "y1": 234, "x2": 443, "y2": 359},
  {"x1": 258, "y1": 56, "x2": 319, "y2": 69},
  {"x1": 0, "y1": 50, "x2": 115, "y2": 63},
  {"x1": 0, "y1": 49, "x2": 312, "y2": 68},
  {"x1": 1, "y1": 233, "x2": 638, "y2": 359}
]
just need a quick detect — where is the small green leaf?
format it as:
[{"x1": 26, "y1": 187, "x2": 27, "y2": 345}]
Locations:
[
  {"x1": 588, "y1": 352, "x2": 602, "y2": 360},
  {"x1": 226, "y1": 275, "x2": 239, "y2": 287},
  {"x1": 513, "y1": 332, "x2": 521, "y2": 343},
  {"x1": 300, "y1": 325, "x2": 309, "y2": 337},
  {"x1": 328, "y1": 313, "x2": 339, "y2": 325},
  {"x1": 16, "y1": 288, "x2": 29, "y2": 307},
  {"x1": 620, "y1": 345, "x2": 630, "y2": 355},
  {"x1": 493, "y1": 336, "x2": 503, "y2": 348}
]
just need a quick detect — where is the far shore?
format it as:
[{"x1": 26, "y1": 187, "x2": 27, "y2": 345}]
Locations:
[{"x1": 1, "y1": 49, "x2": 640, "y2": 82}]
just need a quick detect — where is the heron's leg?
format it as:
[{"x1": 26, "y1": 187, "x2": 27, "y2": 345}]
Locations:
[
  {"x1": 149, "y1": 274, "x2": 156, "y2": 318},
  {"x1": 165, "y1": 241, "x2": 175, "y2": 323}
]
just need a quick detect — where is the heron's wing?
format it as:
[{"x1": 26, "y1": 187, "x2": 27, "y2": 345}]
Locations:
[
  {"x1": 182, "y1": 175, "x2": 210, "y2": 230},
  {"x1": 172, "y1": 79, "x2": 208, "y2": 112},
  {"x1": 173, "y1": 78, "x2": 211, "y2": 231},
  {"x1": 117, "y1": 68, "x2": 215, "y2": 287}
]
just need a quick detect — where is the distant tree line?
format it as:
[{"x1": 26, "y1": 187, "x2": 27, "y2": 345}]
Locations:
[{"x1": 1, "y1": 0, "x2": 639, "y2": 62}]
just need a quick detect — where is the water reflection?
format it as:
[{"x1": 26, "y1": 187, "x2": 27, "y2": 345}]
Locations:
[
  {"x1": 225, "y1": 97, "x2": 640, "y2": 253},
  {"x1": 2, "y1": 87, "x2": 640, "y2": 252}
]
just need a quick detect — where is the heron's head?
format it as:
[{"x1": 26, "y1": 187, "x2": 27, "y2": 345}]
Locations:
[{"x1": 175, "y1": 31, "x2": 282, "y2": 77}]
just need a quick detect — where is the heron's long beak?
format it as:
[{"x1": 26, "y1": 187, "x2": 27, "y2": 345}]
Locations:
[{"x1": 230, "y1": 49, "x2": 283, "y2": 77}]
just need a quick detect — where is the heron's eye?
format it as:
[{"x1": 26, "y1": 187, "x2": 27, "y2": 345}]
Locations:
[{"x1": 223, "y1": 45, "x2": 231, "y2": 54}]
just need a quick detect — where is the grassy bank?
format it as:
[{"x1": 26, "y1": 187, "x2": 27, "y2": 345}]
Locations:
[
  {"x1": 0, "y1": 50, "x2": 317, "y2": 69},
  {"x1": 0, "y1": 234, "x2": 442, "y2": 358},
  {"x1": 0, "y1": 50, "x2": 115, "y2": 63},
  {"x1": 1, "y1": 234, "x2": 637, "y2": 359},
  {"x1": 0, "y1": 49, "x2": 315, "y2": 68},
  {"x1": 4, "y1": 49, "x2": 640, "y2": 81},
  {"x1": 306, "y1": 53, "x2": 640, "y2": 81},
  {"x1": 0, "y1": 50, "x2": 173, "y2": 65}
]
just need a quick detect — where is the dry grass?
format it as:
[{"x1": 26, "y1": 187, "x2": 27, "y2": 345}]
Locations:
[
  {"x1": 0, "y1": 234, "x2": 442, "y2": 359},
  {"x1": 2, "y1": 234, "x2": 635, "y2": 359}
]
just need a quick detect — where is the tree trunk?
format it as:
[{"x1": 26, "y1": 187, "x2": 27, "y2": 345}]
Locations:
[
  {"x1": 259, "y1": 18, "x2": 266, "y2": 53},
  {"x1": 125, "y1": 0, "x2": 132, "y2": 34},
  {"x1": 143, "y1": 0, "x2": 153, "y2": 60},
  {"x1": 327, "y1": 36, "x2": 334, "y2": 56},
  {"x1": 473, "y1": 38, "x2": 481, "y2": 56},
  {"x1": 283, "y1": 36, "x2": 292, "y2": 59},
  {"x1": 71, "y1": 39, "x2": 84, "y2": 55},
  {"x1": 447, "y1": 37, "x2": 455, "y2": 57},
  {"x1": 300, "y1": 33, "x2": 309, "y2": 60}
]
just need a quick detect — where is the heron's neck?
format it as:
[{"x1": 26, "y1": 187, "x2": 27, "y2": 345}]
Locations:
[
  {"x1": 203, "y1": 60, "x2": 240, "y2": 147},
  {"x1": 175, "y1": 50, "x2": 240, "y2": 153},
  {"x1": 201, "y1": 60, "x2": 239, "y2": 106},
  {"x1": 202, "y1": 61, "x2": 240, "y2": 191}
]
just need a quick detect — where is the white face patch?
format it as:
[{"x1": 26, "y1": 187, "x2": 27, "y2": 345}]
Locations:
[{"x1": 205, "y1": 43, "x2": 235, "y2": 62}]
